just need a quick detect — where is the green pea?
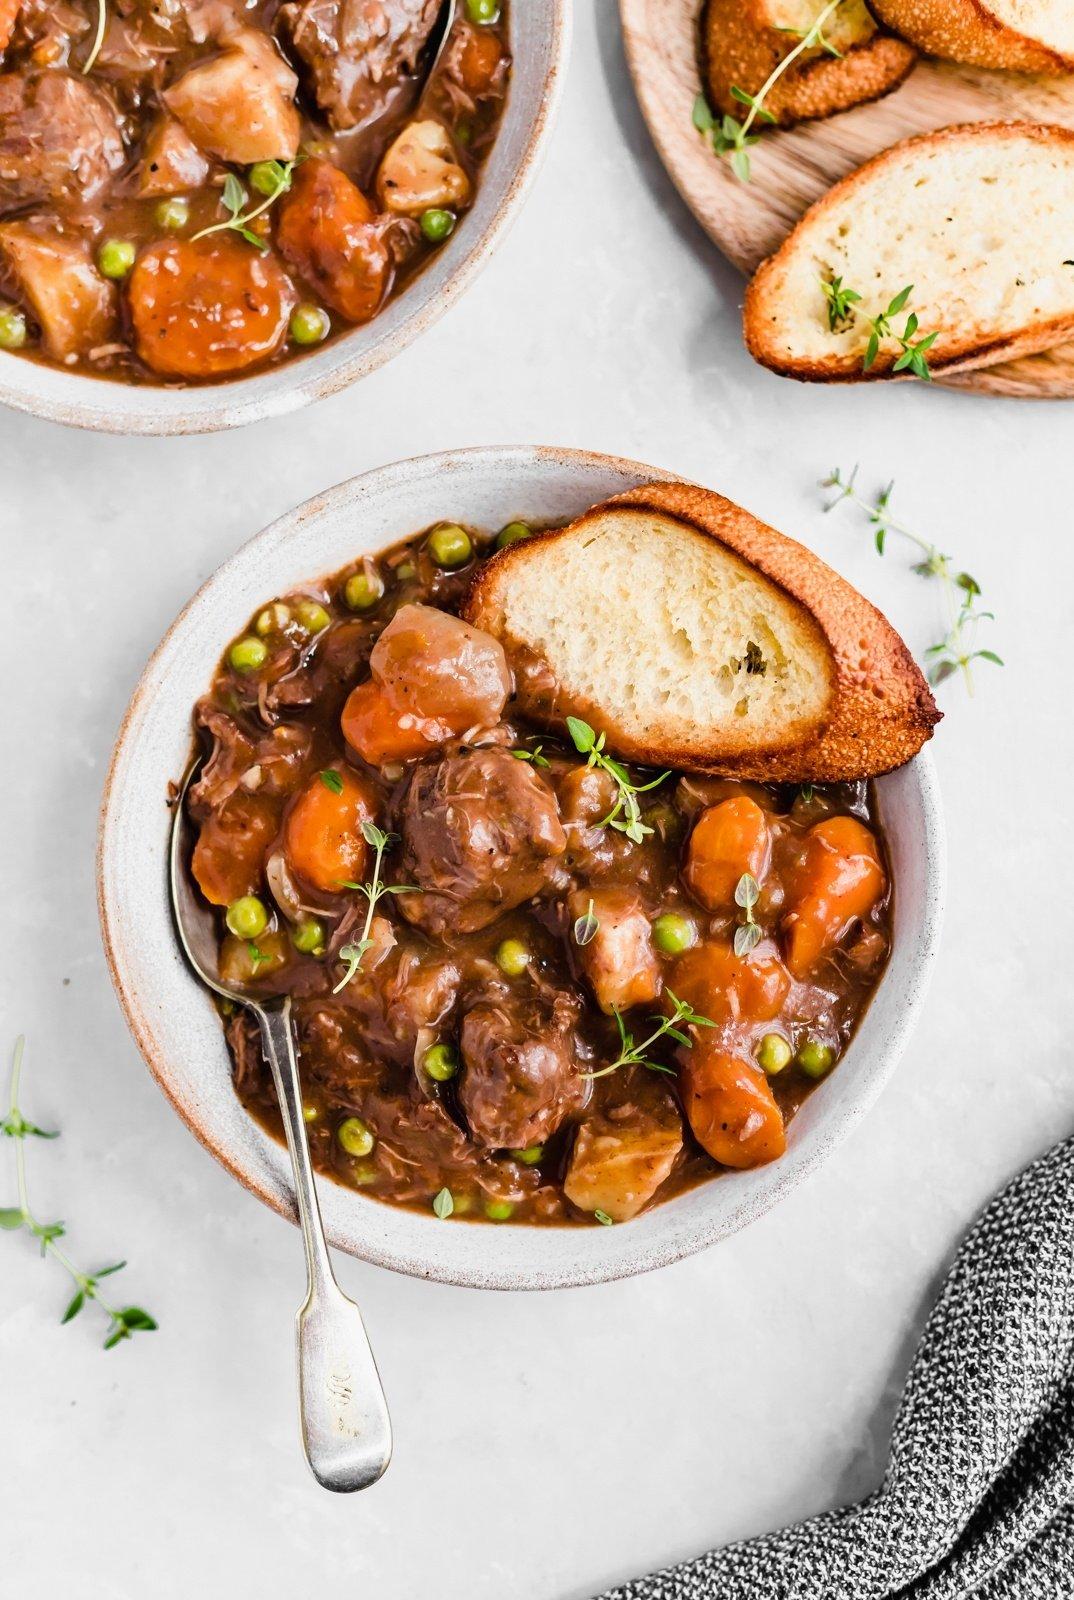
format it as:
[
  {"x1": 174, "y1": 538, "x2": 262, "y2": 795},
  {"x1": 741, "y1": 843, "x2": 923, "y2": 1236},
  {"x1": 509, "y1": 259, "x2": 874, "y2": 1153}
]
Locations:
[
  {"x1": 292, "y1": 918, "x2": 326, "y2": 956},
  {"x1": 755, "y1": 1033, "x2": 792, "y2": 1076},
  {"x1": 510, "y1": 1145, "x2": 544, "y2": 1166},
  {"x1": 337, "y1": 1117, "x2": 375, "y2": 1157},
  {"x1": 426, "y1": 523, "x2": 472, "y2": 569},
  {"x1": 420, "y1": 207, "x2": 457, "y2": 243},
  {"x1": 423, "y1": 1043, "x2": 459, "y2": 1083},
  {"x1": 302, "y1": 1103, "x2": 319, "y2": 1124},
  {"x1": 294, "y1": 599, "x2": 330, "y2": 634},
  {"x1": 290, "y1": 302, "x2": 331, "y2": 347},
  {"x1": 485, "y1": 1200, "x2": 514, "y2": 1221},
  {"x1": 652, "y1": 913, "x2": 696, "y2": 955},
  {"x1": 97, "y1": 239, "x2": 136, "y2": 280},
  {"x1": 225, "y1": 896, "x2": 269, "y2": 940},
  {"x1": 495, "y1": 938, "x2": 531, "y2": 977},
  {"x1": 155, "y1": 197, "x2": 190, "y2": 231},
  {"x1": 797, "y1": 1039, "x2": 835, "y2": 1079},
  {"x1": 344, "y1": 567, "x2": 384, "y2": 611},
  {"x1": 0, "y1": 306, "x2": 28, "y2": 351},
  {"x1": 496, "y1": 520, "x2": 533, "y2": 550},
  {"x1": 229, "y1": 636, "x2": 268, "y2": 674},
  {"x1": 466, "y1": 0, "x2": 499, "y2": 21},
  {"x1": 249, "y1": 161, "x2": 284, "y2": 197},
  {"x1": 255, "y1": 602, "x2": 290, "y2": 636},
  {"x1": 351, "y1": 1161, "x2": 378, "y2": 1186}
]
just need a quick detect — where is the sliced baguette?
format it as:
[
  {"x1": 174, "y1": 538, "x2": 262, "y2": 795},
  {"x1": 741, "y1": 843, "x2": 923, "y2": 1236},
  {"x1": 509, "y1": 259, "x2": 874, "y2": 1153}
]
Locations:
[
  {"x1": 463, "y1": 483, "x2": 939, "y2": 783},
  {"x1": 702, "y1": 0, "x2": 916, "y2": 127},
  {"x1": 872, "y1": 0, "x2": 1074, "y2": 72},
  {"x1": 744, "y1": 122, "x2": 1074, "y2": 383}
]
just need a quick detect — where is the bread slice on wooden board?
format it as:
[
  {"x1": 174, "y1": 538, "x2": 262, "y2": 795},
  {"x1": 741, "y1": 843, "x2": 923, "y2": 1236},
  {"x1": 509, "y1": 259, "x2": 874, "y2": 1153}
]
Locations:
[
  {"x1": 701, "y1": 0, "x2": 916, "y2": 127},
  {"x1": 871, "y1": 0, "x2": 1074, "y2": 72},
  {"x1": 744, "y1": 122, "x2": 1074, "y2": 382},
  {"x1": 464, "y1": 483, "x2": 940, "y2": 783}
]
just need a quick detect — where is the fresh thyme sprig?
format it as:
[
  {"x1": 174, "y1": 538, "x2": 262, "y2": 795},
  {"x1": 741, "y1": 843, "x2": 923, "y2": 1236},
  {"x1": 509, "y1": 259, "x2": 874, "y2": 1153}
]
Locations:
[
  {"x1": 566, "y1": 718, "x2": 669, "y2": 845},
  {"x1": 583, "y1": 992, "x2": 715, "y2": 1081},
  {"x1": 573, "y1": 897, "x2": 599, "y2": 947},
  {"x1": 820, "y1": 279, "x2": 938, "y2": 379},
  {"x1": 192, "y1": 163, "x2": 297, "y2": 250},
  {"x1": 733, "y1": 873, "x2": 763, "y2": 957},
  {"x1": 692, "y1": 0, "x2": 845, "y2": 183},
  {"x1": 511, "y1": 744, "x2": 550, "y2": 769},
  {"x1": 84, "y1": 1, "x2": 107, "y2": 74},
  {"x1": 2, "y1": 1038, "x2": 157, "y2": 1351},
  {"x1": 822, "y1": 467, "x2": 1003, "y2": 693},
  {"x1": 333, "y1": 822, "x2": 415, "y2": 993}
]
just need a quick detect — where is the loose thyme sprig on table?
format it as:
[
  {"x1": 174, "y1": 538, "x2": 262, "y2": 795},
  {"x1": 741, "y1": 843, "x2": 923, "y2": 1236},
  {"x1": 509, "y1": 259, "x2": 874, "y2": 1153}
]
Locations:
[
  {"x1": 822, "y1": 467, "x2": 1003, "y2": 693},
  {"x1": 566, "y1": 718, "x2": 669, "y2": 845},
  {"x1": 1, "y1": 1037, "x2": 158, "y2": 1350},
  {"x1": 333, "y1": 821, "x2": 416, "y2": 993},
  {"x1": 692, "y1": 0, "x2": 846, "y2": 182},
  {"x1": 821, "y1": 279, "x2": 939, "y2": 379},
  {"x1": 583, "y1": 993, "x2": 715, "y2": 1081}
]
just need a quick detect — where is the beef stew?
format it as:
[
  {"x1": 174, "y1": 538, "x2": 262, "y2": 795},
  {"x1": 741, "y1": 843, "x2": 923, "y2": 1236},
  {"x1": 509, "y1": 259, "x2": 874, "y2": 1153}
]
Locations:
[
  {"x1": 183, "y1": 517, "x2": 894, "y2": 1226},
  {"x1": 0, "y1": 1, "x2": 509, "y2": 381}
]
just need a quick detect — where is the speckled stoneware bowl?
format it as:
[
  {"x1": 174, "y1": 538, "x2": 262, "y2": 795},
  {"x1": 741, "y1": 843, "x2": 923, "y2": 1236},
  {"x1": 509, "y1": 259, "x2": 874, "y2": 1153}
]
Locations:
[
  {"x1": 97, "y1": 446, "x2": 946, "y2": 1289},
  {"x1": 0, "y1": 6, "x2": 570, "y2": 436}
]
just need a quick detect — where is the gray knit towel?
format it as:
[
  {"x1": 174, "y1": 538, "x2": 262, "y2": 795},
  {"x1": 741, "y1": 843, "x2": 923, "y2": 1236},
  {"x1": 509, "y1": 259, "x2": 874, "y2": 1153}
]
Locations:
[{"x1": 598, "y1": 1137, "x2": 1074, "y2": 1600}]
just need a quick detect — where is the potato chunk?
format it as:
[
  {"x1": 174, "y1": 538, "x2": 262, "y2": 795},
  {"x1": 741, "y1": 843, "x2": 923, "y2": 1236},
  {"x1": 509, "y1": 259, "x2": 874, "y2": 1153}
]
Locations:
[
  {"x1": 570, "y1": 888, "x2": 662, "y2": 1015},
  {"x1": 565, "y1": 1081, "x2": 683, "y2": 1222},
  {"x1": 0, "y1": 223, "x2": 114, "y2": 361},
  {"x1": 138, "y1": 114, "x2": 211, "y2": 197},
  {"x1": 164, "y1": 34, "x2": 300, "y2": 164},
  {"x1": 129, "y1": 236, "x2": 294, "y2": 378},
  {"x1": 375, "y1": 120, "x2": 471, "y2": 217}
]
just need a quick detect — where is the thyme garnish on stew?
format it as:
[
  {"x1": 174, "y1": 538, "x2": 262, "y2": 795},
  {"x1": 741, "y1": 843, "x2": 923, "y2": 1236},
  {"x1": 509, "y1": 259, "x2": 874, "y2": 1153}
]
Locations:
[
  {"x1": 566, "y1": 718, "x2": 670, "y2": 845},
  {"x1": 319, "y1": 769, "x2": 345, "y2": 795},
  {"x1": 583, "y1": 992, "x2": 715, "y2": 1081},
  {"x1": 192, "y1": 163, "x2": 298, "y2": 251},
  {"x1": 1, "y1": 1038, "x2": 157, "y2": 1351},
  {"x1": 820, "y1": 280, "x2": 938, "y2": 379},
  {"x1": 692, "y1": 0, "x2": 846, "y2": 183},
  {"x1": 432, "y1": 1187, "x2": 454, "y2": 1219},
  {"x1": 573, "y1": 898, "x2": 599, "y2": 947},
  {"x1": 84, "y1": 1, "x2": 108, "y2": 75},
  {"x1": 511, "y1": 744, "x2": 550, "y2": 769},
  {"x1": 822, "y1": 467, "x2": 1003, "y2": 693},
  {"x1": 333, "y1": 822, "x2": 416, "y2": 993},
  {"x1": 733, "y1": 873, "x2": 763, "y2": 957}
]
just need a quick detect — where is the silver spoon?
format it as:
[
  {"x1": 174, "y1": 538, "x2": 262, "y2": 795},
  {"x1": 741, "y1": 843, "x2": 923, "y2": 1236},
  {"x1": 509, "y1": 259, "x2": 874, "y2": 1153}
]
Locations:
[{"x1": 169, "y1": 762, "x2": 392, "y2": 1493}]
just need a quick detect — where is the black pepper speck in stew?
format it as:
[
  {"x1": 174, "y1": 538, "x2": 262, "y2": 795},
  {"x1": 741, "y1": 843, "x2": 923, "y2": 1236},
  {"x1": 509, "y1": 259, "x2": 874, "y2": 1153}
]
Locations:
[
  {"x1": 0, "y1": 1, "x2": 509, "y2": 380},
  {"x1": 183, "y1": 518, "x2": 893, "y2": 1226}
]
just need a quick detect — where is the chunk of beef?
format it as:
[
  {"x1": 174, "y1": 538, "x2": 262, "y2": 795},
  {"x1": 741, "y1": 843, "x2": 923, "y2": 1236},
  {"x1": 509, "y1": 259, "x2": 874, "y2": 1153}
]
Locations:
[
  {"x1": 0, "y1": 72, "x2": 125, "y2": 213},
  {"x1": 458, "y1": 989, "x2": 584, "y2": 1150},
  {"x1": 397, "y1": 747, "x2": 567, "y2": 937},
  {"x1": 279, "y1": 0, "x2": 441, "y2": 130},
  {"x1": 568, "y1": 887, "x2": 662, "y2": 1015}
]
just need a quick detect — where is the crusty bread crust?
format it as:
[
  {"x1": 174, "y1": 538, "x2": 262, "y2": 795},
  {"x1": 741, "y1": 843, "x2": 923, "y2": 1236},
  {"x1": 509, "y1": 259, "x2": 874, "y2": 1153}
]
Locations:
[
  {"x1": 464, "y1": 482, "x2": 940, "y2": 783},
  {"x1": 872, "y1": 0, "x2": 1074, "y2": 72},
  {"x1": 701, "y1": 0, "x2": 916, "y2": 127},
  {"x1": 744, "y1": 121, "x2": 1074, "y2": 383}
]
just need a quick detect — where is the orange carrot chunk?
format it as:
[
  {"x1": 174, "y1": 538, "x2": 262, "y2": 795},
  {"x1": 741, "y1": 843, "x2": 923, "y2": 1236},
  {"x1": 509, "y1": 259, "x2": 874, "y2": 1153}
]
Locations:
[
  {"x1": 684, "y1": 795, "x2": 771, "y2": 911},
  {"x1": 681, "y1": 1043, "x2": 787, "y2": 1168},
  {"x1": 284, "y1": 768, "x2": 375, "y2": 892},
  {"x1": 672, "y1": 938, "x2": 790, "y2": 1026},
  {"x1": 192, "y1": 792, "x2": 277, "y2": 906},
  {"x1": 276, "y1": 158, "x2": 391, "y2": 325},
  {"x1": 784, "y1": 815, "x2": 886, "y2": 977},
  {"x1": 340, "y1": 680, "x2": 451, "y2": 768}
]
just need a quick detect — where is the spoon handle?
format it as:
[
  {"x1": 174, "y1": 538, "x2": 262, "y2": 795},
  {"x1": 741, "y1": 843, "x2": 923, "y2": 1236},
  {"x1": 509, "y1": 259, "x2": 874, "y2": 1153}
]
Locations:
[{"x1": 256, "y1": 1000, "x2": 393, "y2": 1493}]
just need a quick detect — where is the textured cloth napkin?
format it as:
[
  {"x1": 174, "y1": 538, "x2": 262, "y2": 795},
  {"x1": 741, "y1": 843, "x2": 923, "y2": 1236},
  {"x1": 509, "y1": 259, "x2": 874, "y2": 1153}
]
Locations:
[{"x1": 598, "y1": 1137, "x2": 1074, "y2": 1600}]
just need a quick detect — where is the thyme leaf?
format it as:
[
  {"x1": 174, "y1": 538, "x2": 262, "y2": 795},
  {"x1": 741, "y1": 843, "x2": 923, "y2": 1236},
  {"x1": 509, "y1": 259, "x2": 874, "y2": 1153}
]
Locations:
[
  {"x1": 332, "y1": 822, "x2": 415, "y2": 993},
  {"x1": 191, "y1": 161, "x2": 298, "y2": 250},
  {"x1": 566, "y1": 718, "x2": 669, "y2": 845},
  {"x1": 583, "y1": 991, "x2": 715, "y2": 1081}
]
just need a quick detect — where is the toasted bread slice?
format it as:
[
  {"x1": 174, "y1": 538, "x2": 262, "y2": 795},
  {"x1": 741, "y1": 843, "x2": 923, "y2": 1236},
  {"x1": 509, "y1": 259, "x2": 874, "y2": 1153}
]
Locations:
[
  {"x1": 872, "y1": 0, "x2": 1074, "y2": 72},
  {"x1": 464, "y1": 483, "x2": 939, "y2": 783},
  {"x1": 701, "y1": 0, "x2": 916, "y2": 127},
  {"x1": 744, "y1": 122, "x2": 1074, "y2": 383}
]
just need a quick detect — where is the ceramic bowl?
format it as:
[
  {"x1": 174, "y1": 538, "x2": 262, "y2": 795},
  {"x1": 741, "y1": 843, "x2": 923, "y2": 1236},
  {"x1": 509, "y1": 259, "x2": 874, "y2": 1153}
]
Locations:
[
  {"x1": 97, "y1": 446, "x2": 946, "y2": 1289},
  {"x1": 0, "y1": 5, "x2": 570, "y2": 436}
]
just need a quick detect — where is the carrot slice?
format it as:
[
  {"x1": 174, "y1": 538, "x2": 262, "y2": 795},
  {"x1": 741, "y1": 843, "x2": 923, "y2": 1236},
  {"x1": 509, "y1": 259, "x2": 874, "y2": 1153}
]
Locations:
[
  {"x1": 784, "y1": 816, "x2": 885, "y2": 977},
  {"x1": 129, "y1": 236, "x2": 293, "y2": 377},
  {"x1": 192, "y1": 793, "x2": 277, "y2": 907},
  {"x1": 672, "y1": 939, "x2": 790, "y2": 1026},
  {"x1": 340, "y1": 680, "x2": 451, "y2": 768},
  {"x1": 284, "y1": 769, "x2": 375, "y2": 893},
  {"x1": 684, "y1": 795, "x2": 771, "y2": 911},
  {"x1": 276, "y1": 159, "x2": 391, "y2": 325},
  {"x1": 681, "y1": 1044, "x2": 786, "y2": 1168}
]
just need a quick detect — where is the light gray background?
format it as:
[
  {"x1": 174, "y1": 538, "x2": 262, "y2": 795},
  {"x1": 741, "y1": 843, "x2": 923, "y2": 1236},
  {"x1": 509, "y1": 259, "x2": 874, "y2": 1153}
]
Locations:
[{"x1": 2, "y1": 6, "x2": 1070, "y2": 1597}]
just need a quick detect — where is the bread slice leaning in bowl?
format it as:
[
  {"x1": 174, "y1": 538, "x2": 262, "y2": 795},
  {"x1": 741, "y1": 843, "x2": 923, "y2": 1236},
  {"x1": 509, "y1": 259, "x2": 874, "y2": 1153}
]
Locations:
[
  {"x1": 464, "y1": 482, "x2": 940, "y2": 783},
  {"x1": 744, "y1": 121, "x2": 1074, "y2": 382},
  {"x1": 871, "y1": 0, "x2": 1074, "y2": 72},
  {"x1": 701, "y1": 0, "x2": 916, "y2": 126}
]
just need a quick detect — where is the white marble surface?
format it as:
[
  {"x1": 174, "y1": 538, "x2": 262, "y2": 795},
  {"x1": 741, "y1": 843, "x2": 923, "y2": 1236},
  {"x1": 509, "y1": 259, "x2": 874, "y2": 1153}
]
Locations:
[{"x1": 2, "y1": 6, "x2": 1072, "y2": 1597}]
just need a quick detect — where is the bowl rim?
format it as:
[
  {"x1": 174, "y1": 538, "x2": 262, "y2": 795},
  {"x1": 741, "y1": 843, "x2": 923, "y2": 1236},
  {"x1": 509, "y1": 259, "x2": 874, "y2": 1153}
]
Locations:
[
  {"x1": 97, "y1": 445, "x2": 947, "y2": 1289},
  {"x1": 0, "y1": 2, "x2": 571, "y2": 437}
]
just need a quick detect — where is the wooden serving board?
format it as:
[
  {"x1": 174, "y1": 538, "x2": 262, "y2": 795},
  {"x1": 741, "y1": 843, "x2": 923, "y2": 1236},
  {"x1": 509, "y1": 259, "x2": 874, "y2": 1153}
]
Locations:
[{"x1": 618, "y1": 0, "x2": 1074, "y2": 397}]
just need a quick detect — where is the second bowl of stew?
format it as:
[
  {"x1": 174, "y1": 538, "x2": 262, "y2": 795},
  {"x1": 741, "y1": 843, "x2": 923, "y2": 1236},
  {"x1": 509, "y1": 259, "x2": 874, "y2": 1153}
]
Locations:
[{"x1": 98, "y1": 446, "x2": 946, "y2": 1288}]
